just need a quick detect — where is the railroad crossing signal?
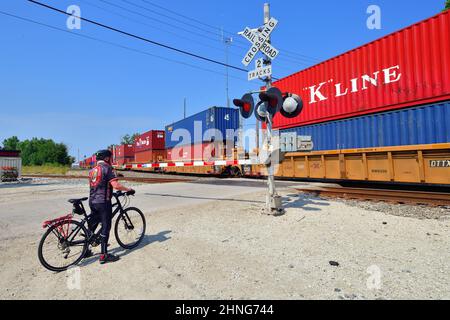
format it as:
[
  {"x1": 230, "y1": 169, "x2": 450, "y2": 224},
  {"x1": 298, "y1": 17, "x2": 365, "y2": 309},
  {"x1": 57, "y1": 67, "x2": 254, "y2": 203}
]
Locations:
[
  {"x1": 235, "y1": 4, "x2": 294, "y2": 215},
  {"x1": 251, "y1": 88, "x2": 304, "y2": 121}
]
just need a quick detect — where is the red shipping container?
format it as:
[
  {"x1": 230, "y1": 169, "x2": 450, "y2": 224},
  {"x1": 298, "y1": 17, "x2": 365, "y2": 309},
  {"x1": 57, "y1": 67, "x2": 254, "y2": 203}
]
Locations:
[
  {"x1": 271, "y1": 11, "x2": 450, "y2": 130},
  {"x1": 167, "y1": 142, "x2": 227, "y2": 162},
  {"x1": 114, "y1": 144, "x2": 135, "y2": 158},
  {"x1": 113, "y1": 144, "x2": 134, "y2": 165},
  {"x1": 134, "y1": 150, "x2": 166, "y2": 164},
  {"x1": 135, "y1": 130, "x2": 165, "y2": 152}
]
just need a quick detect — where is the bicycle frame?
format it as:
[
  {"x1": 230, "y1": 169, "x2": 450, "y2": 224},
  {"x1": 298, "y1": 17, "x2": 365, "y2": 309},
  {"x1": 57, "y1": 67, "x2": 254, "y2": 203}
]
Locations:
[{"x1": 42, "y1": 193, "x2": 131, "y2": 247}]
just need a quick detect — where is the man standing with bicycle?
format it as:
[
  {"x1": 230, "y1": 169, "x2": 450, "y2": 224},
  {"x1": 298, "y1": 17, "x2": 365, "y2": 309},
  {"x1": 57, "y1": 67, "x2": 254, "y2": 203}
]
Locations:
[{"x1": 88, "y1": 149, "x2": 135, "y2": 264}]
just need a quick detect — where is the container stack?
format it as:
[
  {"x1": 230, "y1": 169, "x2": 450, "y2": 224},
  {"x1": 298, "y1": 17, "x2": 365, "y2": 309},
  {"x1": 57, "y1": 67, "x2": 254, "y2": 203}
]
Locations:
[
  {"x1": 165, "y1": 106, "x2": 239, "y2": 161},
  {"x1": 273, "y1": 10, "x2": 450, "y2": 152},
  {"x1": 113, "y1": 144, "x2": 135, "y2": 166},
  {"x1": 134, "y1": 130, "x2": 166, "y2": 163}
]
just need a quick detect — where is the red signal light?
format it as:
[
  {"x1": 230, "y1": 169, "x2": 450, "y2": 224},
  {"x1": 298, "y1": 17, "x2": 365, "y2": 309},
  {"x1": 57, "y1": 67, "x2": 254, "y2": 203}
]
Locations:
[{"x1": 233, "y1": 93, "x2": 254, "y2": 119}]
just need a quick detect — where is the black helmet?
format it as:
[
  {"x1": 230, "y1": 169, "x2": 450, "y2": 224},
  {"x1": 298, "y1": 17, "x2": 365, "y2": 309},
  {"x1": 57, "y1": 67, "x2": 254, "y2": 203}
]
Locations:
[{"x1": 95, "y1": 149, "x2": 112, "y2": 160}]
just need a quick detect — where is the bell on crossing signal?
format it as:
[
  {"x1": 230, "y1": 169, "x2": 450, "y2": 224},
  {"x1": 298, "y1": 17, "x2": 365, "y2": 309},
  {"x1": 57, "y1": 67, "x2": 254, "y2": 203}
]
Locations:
[
  {"x1": 259, "y1": 87, "x2": 283, "y2": 116},
  {"x1": 254, "y1": 100, "x2": 268, "y2": 122},
  {"x1": 233, "y1": 93, "x2": 254, "y2": 119},
  {"x1": 280, "y1": 93, "x2": 303, "y2": 118}
]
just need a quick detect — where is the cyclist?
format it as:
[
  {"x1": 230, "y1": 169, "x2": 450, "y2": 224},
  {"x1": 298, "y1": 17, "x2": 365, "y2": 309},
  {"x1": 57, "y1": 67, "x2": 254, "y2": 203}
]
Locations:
[{"x1": 87, "y1": 149, "x2": 135, "y2": 264}]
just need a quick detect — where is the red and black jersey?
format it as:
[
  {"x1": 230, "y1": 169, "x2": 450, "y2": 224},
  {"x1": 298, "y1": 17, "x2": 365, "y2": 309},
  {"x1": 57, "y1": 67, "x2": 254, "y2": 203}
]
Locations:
[{"x1": 89, "y1": 161, "x2": 118, "y2": 204}]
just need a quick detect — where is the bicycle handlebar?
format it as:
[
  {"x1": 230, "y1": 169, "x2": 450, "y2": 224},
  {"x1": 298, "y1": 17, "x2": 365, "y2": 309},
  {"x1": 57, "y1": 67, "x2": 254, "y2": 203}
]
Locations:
[{"x1": 113, "y1": 190, "x2": 136, "y2": 198}]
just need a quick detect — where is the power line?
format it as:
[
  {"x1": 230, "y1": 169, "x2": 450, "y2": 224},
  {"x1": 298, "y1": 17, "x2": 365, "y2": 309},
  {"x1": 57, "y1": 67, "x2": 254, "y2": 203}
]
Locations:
[
  {"x1": 98, "y1": 0, "x2": 239, "y2": 49},
  {"x1": 136, "y1": 0, "x2": 322, "y2": 63},
  {"x1": 0, "y1": 10, "x2": 249, "y2": 83},
  {"x1": 79, "y1": 0, "x2": 235, "y2": 56},
  {"x1": 98, "y1": 0, "x2": 315, "y2": 67},
  {"x1": 28, "y1": 0, "x2": 250, "y2": 73},
  {"x1": 96, "y1": 0, "x2": 314, "y2": 68},
  {"x1": 139, "y1": 0, "x2": 226, "y2": 35},
  {"x1": 80, "y1": 0, "x2": 299, "y2": 74},
  {"x1": 121, "y1": 0, "x2": 225, "y2": 40}
]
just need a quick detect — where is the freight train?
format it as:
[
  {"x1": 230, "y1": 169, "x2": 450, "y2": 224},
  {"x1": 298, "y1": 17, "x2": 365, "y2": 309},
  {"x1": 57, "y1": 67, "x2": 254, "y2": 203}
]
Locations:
[{"x1": 80, "y1": 10, "x2": 450, "y2": 186}]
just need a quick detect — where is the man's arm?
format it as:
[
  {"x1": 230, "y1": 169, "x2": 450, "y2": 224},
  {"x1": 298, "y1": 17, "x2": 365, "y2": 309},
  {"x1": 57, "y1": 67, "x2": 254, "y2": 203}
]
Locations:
[{"x1": 110, "y1": 178, "x2": 133, "y2": 192}]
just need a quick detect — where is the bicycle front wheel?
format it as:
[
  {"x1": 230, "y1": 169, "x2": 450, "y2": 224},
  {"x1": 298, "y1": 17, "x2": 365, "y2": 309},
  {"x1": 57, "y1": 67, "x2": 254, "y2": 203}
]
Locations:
[
  {"x1": 114, "y1": 207, "x2": 146, "y2": 249},
  {"x1": 38, "y1": 220, "x2": 88, "y2": 272}
]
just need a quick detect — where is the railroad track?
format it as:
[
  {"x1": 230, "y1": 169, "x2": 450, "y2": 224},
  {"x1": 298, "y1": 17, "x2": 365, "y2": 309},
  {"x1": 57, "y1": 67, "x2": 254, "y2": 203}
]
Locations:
[
  {"x1": 296, "y1": 186, "x2": 450, "y2": 207},
  {"x1": 22, "y1": 174, "x2": 189, "y2": 184}
]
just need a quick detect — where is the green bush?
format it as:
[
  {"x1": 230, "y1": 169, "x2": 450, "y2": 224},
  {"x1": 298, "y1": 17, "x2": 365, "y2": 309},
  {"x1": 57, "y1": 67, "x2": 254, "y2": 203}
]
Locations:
[{"x1": 2, "y1": 137, "x2": 74, "y2": 166}]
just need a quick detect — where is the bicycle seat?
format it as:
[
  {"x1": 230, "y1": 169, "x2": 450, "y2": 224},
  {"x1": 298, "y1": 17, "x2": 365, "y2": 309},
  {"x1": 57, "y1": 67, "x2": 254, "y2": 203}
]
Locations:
[{"x1": 68, "y1": 197, "x2": 88, "y2": 204}]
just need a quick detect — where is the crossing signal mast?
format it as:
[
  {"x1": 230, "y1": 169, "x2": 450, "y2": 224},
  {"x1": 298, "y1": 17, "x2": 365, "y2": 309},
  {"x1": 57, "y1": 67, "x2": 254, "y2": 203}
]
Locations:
[{"x1": 234, "y1": 3, "x2": 303, "y2": 215}]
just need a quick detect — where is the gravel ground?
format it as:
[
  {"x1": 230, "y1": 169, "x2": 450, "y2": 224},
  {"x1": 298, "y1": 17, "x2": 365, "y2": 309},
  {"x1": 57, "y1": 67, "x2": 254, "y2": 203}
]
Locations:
[
  {"x1": 339, "y1": 199, "x2": 450, "y2": 221},
  {"x1": 0, "y1": 178, "x2": 449, "y2": 300}
]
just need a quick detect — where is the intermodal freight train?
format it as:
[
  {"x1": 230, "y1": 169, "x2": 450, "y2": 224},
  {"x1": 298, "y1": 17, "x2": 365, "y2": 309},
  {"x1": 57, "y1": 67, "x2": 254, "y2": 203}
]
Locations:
[{"x1": 80, "y1": 10, "x2": 450, "y2": 186}]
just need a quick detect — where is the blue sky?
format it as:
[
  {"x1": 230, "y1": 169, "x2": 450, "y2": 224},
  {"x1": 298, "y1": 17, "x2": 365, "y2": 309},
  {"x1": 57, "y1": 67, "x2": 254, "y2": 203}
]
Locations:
[{"x1": 0, "y1": 0, "x2": 445, "y2": 160}]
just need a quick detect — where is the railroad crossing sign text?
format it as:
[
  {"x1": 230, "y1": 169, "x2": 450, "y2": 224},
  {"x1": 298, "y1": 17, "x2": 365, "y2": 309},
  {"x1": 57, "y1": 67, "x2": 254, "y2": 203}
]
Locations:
[{"x1": 240, "y1": 17, "x2": 279, "y2": 67}]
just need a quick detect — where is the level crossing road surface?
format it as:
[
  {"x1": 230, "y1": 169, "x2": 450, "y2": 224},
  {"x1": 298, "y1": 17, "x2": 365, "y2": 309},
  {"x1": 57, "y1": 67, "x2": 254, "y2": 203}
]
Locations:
[{"x1": 0, "y1": 177, "x2": 302, "y2": 241}]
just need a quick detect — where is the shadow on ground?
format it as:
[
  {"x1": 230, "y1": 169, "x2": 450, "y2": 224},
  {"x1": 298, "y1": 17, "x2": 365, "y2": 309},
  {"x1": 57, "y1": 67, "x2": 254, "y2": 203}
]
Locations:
[
  {"x1": 144, "y1": 193, "x2": 265, "y2": 204},
  {"x1": 187, "y1": 179, "x2": 304, "y2": 189},
  {"x1": 78, "y1": 230, "x2": 172, "y2": 267},
  {"x1": 282, "y1": 193, "x2": 330, "y2": 211}
]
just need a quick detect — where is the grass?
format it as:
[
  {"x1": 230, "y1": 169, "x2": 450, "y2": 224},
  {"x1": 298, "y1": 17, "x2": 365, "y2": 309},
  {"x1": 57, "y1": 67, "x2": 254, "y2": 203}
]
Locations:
[{"x1": 22, "y1": 165, "x2": 71, "y2": 175}]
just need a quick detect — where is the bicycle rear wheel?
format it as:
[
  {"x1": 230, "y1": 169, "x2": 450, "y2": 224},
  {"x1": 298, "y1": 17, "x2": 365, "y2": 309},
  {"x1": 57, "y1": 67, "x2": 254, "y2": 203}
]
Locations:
[
  {"x1": 38, "y1": 220, "x2": 88, "y2": 272},
  {"x1": 114, "y1": 207, "x2": 146, "y2": 249}
]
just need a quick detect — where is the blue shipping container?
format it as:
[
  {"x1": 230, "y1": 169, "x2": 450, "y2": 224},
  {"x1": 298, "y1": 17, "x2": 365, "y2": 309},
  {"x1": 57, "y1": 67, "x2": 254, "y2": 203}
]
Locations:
[
  {"x1": 280, "y1": 101, "x2": 450, "y2": 151},
  {"x1": 165, "y1": 107, "x2": 240, "y2": 148}
]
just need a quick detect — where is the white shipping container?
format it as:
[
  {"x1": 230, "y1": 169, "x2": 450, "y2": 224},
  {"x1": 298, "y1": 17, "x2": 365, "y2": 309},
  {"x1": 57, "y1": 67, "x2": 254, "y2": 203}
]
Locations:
[{"x1": 0, "y1": 157, "x2": 22, "y2": 178}]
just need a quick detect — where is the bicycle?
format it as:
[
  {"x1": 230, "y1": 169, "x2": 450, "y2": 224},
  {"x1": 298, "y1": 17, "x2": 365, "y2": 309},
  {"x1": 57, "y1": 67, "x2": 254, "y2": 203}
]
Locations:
[{"x1": 38, "y1": 191, "x2": 146, "y2": 272}]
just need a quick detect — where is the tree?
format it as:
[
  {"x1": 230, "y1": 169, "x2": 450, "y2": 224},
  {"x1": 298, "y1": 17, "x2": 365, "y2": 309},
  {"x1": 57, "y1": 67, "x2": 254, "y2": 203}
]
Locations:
[
  {"x1": 2, "y1": 136, "x2": 74, "y2": 166},
  {"x1": 445, "y1": 0, "x2": 450, "y2": 11},
  {"x1": 120, "y1": 133, "x2": 140, "y2": 145},
  {"x1": 2, "y1": 136, "x2": 20, "y2": 150}
]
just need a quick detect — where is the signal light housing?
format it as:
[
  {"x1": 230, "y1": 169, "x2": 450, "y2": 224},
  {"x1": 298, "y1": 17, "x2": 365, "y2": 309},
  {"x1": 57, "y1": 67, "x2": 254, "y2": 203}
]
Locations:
[
  {"x1": 233, "y1": 93, "x2": 254, "y2": 119},
  {"x1": 259, "y1": 87, "x2": 283, "y2": 116}
]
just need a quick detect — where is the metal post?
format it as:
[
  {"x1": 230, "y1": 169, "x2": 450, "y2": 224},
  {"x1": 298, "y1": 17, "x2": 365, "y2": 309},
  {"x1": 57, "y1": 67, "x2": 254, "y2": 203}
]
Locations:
[
  {"x1": 263, "y1": 2, "x2": 282, "y2": 214},
  {"x1": 255, "y1": 119, "x2": 259, "y2": 156}
]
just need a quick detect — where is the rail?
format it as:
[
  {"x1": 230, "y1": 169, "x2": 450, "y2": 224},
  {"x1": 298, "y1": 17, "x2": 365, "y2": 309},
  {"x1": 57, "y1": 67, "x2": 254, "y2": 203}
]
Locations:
[{"x1": 296, "y1": 186, "x2": 450, "y2": 207}]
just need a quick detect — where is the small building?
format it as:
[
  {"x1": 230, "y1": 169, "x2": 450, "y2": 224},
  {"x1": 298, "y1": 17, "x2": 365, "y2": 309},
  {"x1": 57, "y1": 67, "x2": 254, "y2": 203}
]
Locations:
[{"x1": 0, "y1": 150, "x2": 22, "y2": 180}]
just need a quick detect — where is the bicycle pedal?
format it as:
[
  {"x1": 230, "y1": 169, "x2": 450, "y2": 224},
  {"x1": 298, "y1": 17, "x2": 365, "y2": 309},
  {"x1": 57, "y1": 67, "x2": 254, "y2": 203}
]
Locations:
[{"x1": 91, "y1": 241, "x2": 100, "y2": 247}]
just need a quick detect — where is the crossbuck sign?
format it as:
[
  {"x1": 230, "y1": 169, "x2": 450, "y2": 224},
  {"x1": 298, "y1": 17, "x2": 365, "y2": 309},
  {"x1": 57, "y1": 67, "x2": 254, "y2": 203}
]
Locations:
[{"x1": 240, "y1": 17, "x2": 279, "y2": 67}]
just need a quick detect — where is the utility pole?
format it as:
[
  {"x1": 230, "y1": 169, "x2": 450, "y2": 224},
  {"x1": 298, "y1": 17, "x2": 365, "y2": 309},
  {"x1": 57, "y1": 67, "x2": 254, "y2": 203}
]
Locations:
[
  {"x1": 223, "y1": 27, "x2": 241, "y2": 152},
  {"x1": 221, "y1": 27, "x2": 232, "y2": 109},
  {"x1": 263, "y1": 2, "x2": 282, "y2": 214}
]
